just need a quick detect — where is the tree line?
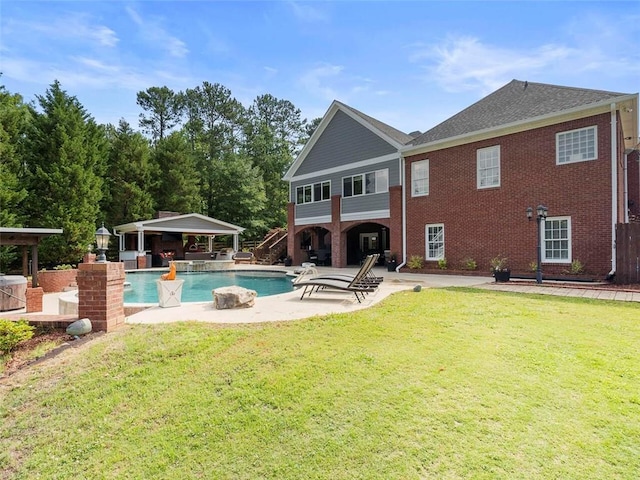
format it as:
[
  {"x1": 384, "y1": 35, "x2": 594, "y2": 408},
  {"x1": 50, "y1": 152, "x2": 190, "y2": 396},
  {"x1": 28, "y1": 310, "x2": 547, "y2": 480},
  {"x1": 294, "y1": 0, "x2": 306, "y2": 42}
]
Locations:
[{"x1": 0, "y1": 80, "x2": 321, "y2": 269}]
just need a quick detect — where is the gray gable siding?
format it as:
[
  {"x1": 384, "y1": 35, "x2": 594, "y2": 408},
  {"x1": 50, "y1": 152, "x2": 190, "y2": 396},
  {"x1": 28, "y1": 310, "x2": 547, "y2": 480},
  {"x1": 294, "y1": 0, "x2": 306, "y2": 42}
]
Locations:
[
  {"x1": 293, "y1": 159, "x2": 398, "y2": 220},
  {"x1": 295, "y1": 110, "x2": 397, "y2": 176},
  {"x1": 342, "y1": 193, "x2": 388, "y2": 215},
  {"x1": 291, "y1": 158, "x2": 400, "y2": 203},
  {"x1": 295, "y1": 201, "x2": 332, "y2": 220}
]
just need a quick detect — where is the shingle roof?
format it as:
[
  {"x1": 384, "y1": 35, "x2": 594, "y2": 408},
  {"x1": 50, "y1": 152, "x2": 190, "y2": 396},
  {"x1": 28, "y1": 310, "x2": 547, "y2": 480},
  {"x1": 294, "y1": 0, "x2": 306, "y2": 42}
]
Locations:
[
  {"x1": 335, "y1": 100, "x2": 415, "y2": 145},
  {"x1": 409, "y1": 80, "x2": 631, "y2": 146}
]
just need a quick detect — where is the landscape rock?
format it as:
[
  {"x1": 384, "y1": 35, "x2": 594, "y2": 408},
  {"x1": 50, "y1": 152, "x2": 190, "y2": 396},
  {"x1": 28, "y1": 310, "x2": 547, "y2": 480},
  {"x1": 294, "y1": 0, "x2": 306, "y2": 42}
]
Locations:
[
  {"x1": 213, "y1": 286, "x2": 257, "y2": 310},
  {"x1": 66, "y1": 318, "x2": 92, "y2": 336}
]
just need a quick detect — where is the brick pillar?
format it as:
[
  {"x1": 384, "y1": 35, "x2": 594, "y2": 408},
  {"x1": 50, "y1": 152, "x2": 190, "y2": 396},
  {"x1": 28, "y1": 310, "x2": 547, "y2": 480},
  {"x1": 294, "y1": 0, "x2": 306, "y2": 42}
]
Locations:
[
  {"x1": 26, "y1": 287, "x2": 43, "y2": 313},
  {"x1": 83, "y1": 253, "x2": 96, "y2": 263},
  {"x1": 77, "y1": 262, "x2": 125, "y2": 332},
  {"x1": 331, "y1": 195, "x2": 345, "y2": 267},
  {"x1": 137, "y1": 255, "x2": 147, "y2": 269},
  {"x1": 389, "y1": 185, "x2": 403, "y2": 260}
]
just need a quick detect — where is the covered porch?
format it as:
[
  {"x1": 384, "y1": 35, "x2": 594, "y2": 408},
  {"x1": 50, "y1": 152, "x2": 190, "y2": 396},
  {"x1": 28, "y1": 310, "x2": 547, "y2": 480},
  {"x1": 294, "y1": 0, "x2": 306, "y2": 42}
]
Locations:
[{"x1": 114, "y1": 213, "x2": 245, "y2": 269}]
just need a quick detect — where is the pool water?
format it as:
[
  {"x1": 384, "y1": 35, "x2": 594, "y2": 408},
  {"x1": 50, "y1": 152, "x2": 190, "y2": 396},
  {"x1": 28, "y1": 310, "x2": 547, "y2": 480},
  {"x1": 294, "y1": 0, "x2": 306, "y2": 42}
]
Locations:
[{"x1": 124, "y1": 270, "x2": 293, "y2": 304}]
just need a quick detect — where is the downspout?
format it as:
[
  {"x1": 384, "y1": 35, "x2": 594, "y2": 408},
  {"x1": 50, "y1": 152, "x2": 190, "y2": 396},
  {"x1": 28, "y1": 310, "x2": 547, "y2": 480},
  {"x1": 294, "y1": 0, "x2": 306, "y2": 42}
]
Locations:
[
  {"x1": 397, "y1": 155, "x2": 407, "y2": 271},
  {"x1": 112, "y1": 228, "x2": 124, "y2": 257},
  {"x1": 610, "y1": 104, "x2": 618, "y2": 276},
  {"x1": 623, "y1": 150, "x2": 629, "y2": 223}
]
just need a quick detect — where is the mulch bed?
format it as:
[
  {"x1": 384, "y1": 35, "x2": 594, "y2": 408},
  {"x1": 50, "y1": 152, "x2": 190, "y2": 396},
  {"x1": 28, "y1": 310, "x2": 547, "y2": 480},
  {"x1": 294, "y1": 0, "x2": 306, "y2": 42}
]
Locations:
[{"x1": 2, "y1": 329, "x2": 73, "y2": 377}]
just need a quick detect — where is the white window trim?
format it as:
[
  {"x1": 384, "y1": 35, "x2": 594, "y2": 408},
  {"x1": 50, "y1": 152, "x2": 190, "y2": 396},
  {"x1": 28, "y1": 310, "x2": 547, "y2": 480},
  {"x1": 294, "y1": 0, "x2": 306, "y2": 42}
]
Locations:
[
  {"x1": 295, "y1": 180, "x2": 331, "y2": 204},
  {"x1": 542, "y1": 216, "x2": 572, "y2": 264},
  {"x1": 342, "y1": 168, "x2": 389, "y2": 198},
  {"x1": 412, "y1": 159, "x2": 429, "y2": 197},
  {"x1": 425, "y1": 223, "x2": 445, "y2": 261},
  {"x1": 556, "y1": 126, "x2": 598, "y2": 165},
  {"x1": 477, "y1": 145, "x2": 500, "y2": 189}
]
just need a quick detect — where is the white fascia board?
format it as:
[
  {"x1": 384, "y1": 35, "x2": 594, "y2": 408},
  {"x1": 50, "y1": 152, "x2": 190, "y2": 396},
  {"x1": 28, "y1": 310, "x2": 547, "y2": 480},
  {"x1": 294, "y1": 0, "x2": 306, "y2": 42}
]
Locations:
[
  {"x1": 341, "y1": 210, "x2": 390, "y2": 222},
  {"x1": 295, "y1": 215, "x2": 332, "y2": 226},
  {"x1": 0, "y1": 227, "x2": 64, "y2": 235},
  {"x1": 403, "y1": 94, "x2": 639, "y2": 157},
  {"x1": 289, "y1": 153, "x2": 400, "y2": 183}
]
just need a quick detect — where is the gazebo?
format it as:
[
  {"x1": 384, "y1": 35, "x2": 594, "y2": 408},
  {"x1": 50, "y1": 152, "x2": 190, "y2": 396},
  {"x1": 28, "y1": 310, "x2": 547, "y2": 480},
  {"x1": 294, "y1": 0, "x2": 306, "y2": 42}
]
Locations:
[
  {"x1": 114, "y1": 213, "x2": 245, "y2": 269},
  {"x1": 0, "y1": 227, "x2": 64, "y2": 287}
]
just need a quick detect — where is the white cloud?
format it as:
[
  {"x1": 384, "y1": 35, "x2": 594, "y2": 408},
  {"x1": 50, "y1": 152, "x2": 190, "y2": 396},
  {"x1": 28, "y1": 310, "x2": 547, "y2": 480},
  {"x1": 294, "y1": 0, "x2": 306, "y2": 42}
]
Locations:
[
  {"x1": 125, "y1": 6, "x2": 189, "y2": 58},
  {"x1": 298, "y1": 64, "x2": 345, "y2": 102},
  {"x1": 3, "y1": 13, "x2": 118, "y2": 48},
  {"x1": 286, "y1": 1, "x2": 328, "y2": 22},
  {"x1": 411, "y1": 11, "x2": 640, "y2": 96},
  {"x1": 297, "y1": 64, "x2": 384, "y2": 105},
  {"x1": 410, "y1": 36, "x2": 577, "y2": 94}
]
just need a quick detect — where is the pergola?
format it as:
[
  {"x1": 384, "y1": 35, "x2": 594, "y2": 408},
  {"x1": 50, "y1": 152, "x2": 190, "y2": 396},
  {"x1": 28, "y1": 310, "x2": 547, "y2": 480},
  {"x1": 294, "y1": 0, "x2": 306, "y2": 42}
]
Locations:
[
  {"x1": 0, "y1": 227, "x2": 64, "y2": 287},
  {"x1": 114, "y1": 213, "x2": 245, "y2": 262}
]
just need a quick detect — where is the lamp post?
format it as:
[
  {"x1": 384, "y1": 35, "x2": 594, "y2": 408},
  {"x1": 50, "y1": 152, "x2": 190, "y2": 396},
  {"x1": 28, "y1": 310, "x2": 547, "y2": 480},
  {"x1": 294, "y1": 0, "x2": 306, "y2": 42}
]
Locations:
[
  {"x1": 95, "y1": 223, "x2": 111, "y2": 263},
  {"x1": 526, "y1": 205, "x2": 548, "y2": 284}
]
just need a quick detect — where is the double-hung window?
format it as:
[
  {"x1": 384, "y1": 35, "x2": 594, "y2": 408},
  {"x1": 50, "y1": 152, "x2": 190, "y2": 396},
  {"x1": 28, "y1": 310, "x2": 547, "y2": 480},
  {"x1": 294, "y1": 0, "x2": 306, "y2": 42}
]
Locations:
[
  {"x1": 543, "y1": 216, "x2": 571, "y2": 262},
  {"x1": 295, "y1": 181, "x2": 330, "y2": 204},
  {"x1": 343, "y1": 169, "x2": 388, "y2": 197},
  {"x1": 412, "y1": 160, "x2": 429, "y2": 196},
  {"x1": 425, "y1": 224, "x2": 444, "y2": 260},
  {"x1": 477, "y1": 146, "x2": 500, "y2": 189},
  {"x1": 556, "y1": 126, "x2": 597, "y2": 164}
]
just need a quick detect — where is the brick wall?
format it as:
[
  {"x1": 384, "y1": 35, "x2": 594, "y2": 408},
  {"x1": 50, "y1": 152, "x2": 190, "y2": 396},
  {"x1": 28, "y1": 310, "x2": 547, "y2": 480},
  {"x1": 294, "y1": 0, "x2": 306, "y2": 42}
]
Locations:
[
  {"x1": 37, "y1": 269, "x2": 78, "y2": 292},
  {"x1": 404, "y1": 113, "x2": 616, "y2": 277}
]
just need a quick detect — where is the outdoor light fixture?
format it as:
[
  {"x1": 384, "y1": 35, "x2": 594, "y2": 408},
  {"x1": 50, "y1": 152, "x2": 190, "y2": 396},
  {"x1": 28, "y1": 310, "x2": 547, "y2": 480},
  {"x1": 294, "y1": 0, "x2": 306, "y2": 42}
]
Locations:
[
  {"x1": 95, "y1": 223, "x2": 111, "y2": 262},
  {"x1": 527, "y1": 205, "x2": 548, "y2": 284}
]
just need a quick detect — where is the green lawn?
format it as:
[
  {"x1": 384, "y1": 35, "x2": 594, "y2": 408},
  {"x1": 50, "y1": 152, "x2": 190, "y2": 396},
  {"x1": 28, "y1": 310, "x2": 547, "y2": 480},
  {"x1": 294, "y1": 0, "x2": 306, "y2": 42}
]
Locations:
[{"x1": 1, "y1": 288, "x2": 639, "y2": 479}]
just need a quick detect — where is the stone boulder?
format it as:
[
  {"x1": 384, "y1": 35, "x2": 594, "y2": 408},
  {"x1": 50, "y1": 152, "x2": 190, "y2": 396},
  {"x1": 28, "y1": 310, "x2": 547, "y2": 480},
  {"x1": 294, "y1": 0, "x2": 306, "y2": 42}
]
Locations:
[
  {"x1": 213, "y1": 286, "x2": 257, "y2": 310},
  {"x1": 66, "y1": 318, "x2": 92, "y2": 336}
]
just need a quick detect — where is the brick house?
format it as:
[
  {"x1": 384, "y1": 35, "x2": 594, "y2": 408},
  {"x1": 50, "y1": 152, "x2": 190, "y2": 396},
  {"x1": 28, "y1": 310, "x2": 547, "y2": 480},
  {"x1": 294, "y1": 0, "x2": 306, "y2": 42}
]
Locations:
[{"x1": 286, "y1": 80, "x2": 639, "y2": 278}]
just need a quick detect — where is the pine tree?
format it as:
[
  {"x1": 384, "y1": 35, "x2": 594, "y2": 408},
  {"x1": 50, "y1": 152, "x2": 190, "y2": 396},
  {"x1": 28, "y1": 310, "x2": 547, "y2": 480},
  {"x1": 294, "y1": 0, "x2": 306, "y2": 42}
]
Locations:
[
  {"x1": 152, "y1": 131, "x2": 201, "y2": 214},
  {"x1": 102, "y1": 120, "x2": 155, "y2": 227},
  {"x1": 0, "y1": 85, "x2": 30, "y2": 270},
  {"x1": 23, "y1": 81, "x2": 107, "y2": 264}
]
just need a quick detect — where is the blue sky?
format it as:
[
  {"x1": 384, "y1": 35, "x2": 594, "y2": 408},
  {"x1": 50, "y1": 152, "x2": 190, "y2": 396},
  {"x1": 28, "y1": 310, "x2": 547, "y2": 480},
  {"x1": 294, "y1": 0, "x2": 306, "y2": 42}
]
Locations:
[{"x1": 1, "y1": 1, "x2": 639, "y2": 135}]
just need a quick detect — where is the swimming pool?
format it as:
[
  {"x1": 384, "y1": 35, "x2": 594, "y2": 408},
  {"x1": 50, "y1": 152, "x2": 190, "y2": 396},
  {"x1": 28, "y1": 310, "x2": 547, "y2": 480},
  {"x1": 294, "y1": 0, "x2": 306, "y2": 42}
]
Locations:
[{"x1": 124, "y1": 270, "x2": 294, "y2": 304}]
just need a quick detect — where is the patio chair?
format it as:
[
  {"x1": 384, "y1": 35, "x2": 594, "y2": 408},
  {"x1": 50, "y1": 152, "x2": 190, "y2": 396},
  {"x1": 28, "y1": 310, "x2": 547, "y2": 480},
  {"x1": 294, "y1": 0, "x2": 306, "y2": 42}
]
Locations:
[
  {"x1": 306, "y1": 254, "x2": 383, "y2": 286},
  {"x1": 295, "y1": 274, "x2": 377, "y2": 303},
  {"x1": 233, "y1": 251, "x2": 256, "y2": 264}
]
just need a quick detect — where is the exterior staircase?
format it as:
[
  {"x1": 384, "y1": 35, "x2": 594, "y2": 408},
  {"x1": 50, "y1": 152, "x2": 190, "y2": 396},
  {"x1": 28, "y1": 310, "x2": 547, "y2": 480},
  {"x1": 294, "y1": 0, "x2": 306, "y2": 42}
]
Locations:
[{"x1": 253, "y1": 228, "x2": 288, "y2": 265}]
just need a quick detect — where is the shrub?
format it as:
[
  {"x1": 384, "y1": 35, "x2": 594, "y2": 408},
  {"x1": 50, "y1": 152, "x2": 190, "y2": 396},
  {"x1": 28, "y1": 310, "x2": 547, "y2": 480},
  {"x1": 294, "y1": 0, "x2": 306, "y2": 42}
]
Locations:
[
  {"x1": 490, "y1": 255, "x2": 509, "y2": 273},
  {"x1": 437, "y1": 257, "x2": 448, "y2": 270},
  {"x1": 461, "y1": 258, "x2": 477, "y2": 271},
  {"x1": 0, "y1": 319, "x2": 35, "y2": 354},
  {"x1": 565, "y1": 259, "x2": 585, "y2": 275},
  {"x1": 53, "y1": 264, "x2": 74, "y2": 270},
  {"x1": 407, "y1": 255, "x2": 425, "y2": 269}
]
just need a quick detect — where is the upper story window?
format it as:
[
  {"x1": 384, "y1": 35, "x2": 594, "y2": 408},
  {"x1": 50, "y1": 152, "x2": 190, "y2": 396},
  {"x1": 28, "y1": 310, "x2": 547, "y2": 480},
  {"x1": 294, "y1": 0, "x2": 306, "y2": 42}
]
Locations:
[
  {"x1": 543, "y1": 216, "x2": 571, "y2": 263},
  {"x1": 412, "y1": 160, "x2": 429, "y2": 197},
  {"x1": 556, "y1": 126, "x2": 597, "y2": 165},
  {"x1": 296, "y1": 181, "x2": 330, "y2": 204},
  {"x1": 343, "y1": 169, "x2": 388, "y2": 198},
  {"x1": 477, "y1": 145, "x2": 500, "y2": 189}
]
